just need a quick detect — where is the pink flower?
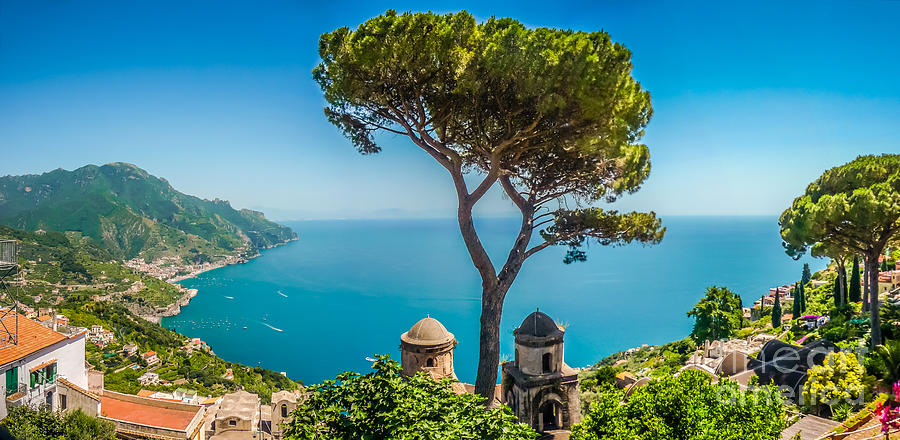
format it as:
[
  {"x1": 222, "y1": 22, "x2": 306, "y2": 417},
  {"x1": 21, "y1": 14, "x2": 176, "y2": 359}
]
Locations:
[{"x1": 873, "y1": 400, "x2": 900, "y2": 434}]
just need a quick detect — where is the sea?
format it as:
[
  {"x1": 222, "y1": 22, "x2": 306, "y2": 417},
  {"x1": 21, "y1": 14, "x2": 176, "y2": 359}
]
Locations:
[{"x1": 161, "y1": 216, "x2": 826, "y2": 385}]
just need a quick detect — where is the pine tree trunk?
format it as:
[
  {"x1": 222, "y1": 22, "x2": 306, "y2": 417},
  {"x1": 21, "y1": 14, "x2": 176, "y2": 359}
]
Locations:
[
  {"x1": 843, "y1": 270, "x2": 848, "y2": 304},
  {"x1": 867, "y1": 252, "x2": 882, "y2": 348},
  {"x1": 863, "y1": 257, "x2": 870, "y2": 312},
  {"x1": 475, "y1": 288, "x2": 505, "y2": 403},
  {"x1": 454, "y1": 184, "x2": 534, "y2": 404}
]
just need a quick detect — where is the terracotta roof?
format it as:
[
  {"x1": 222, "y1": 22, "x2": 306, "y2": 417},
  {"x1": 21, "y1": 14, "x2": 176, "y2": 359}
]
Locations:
[
  {"x1": 101, "y1": 394, "x2": 199, "y2": 431},
  {"x1": 136, "y1": 389, "x2": 156, "y2": 397},
  {"x1": 0, "y1": 312, "x2": 67, "y2": 366},
  {"x1": 36, "y1": 315, "x2": 51, "y2": 322},
  {"x1": 449, "y1": 382, "x2": 503, "y2": 406}
]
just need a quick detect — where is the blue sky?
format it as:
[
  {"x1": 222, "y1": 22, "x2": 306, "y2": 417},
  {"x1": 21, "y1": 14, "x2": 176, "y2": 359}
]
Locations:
[{"x1": 1, "y1": 1, "x2": 898, "y2": 219}]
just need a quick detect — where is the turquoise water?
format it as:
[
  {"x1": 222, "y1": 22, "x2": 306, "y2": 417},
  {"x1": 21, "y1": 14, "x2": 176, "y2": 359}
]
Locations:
[{"x1": 162, "y1": 216, "x2": 825, "y2": 385}]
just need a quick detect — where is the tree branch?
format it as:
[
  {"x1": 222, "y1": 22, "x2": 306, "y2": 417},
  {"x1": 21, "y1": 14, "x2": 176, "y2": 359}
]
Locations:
[
  {"x1": 532, "y1": 218, "x2": 556, "y2": 230},
  {"x1": 385, "y1": 107, "x2": 454, "y2": 172},
  {"x1": 524, "y1": 240, "x2": 556, "y2": 260},
  {"x1": 469, "y1": 172, "x2": 499, "y2": 204},
  {"x1": 499, "y1": 176, "x2": 528, "y2": 211},
  {"x1": 496, "y1": 198, "x2": 535, "y2": 294}
]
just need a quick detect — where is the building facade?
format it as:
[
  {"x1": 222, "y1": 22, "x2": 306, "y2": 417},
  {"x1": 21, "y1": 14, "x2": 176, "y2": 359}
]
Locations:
[
  {"x1": 1, "y1": 311, "x2": 89, "y2": 419},
  {"x1": 502, "y1": 310, "x2": 581, "y2": 434},
  {"x1": 879, "y1": 270, "x2": 900, "y2": 294},
  {"x1": 270, "y1": 390, "x2": 299, "y2": 440},
  {"x1": 205, "y1": 390, "x2": 263, "y2": 439}
]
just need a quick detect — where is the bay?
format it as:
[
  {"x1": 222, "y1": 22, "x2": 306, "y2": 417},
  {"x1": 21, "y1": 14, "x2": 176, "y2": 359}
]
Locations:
[{"x1": 162, "y1": 216, "x2": 826, "y2": 385}]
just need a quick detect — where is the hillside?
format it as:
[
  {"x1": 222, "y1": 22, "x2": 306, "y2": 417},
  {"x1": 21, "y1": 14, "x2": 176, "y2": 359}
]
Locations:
[
  {"x1": 0, "y1": 163, "x2": 296, "y2": 261},
  {"x1": 1, "y1": 225, "x2": 187, "y2": 315},
  {"x1": 63, "y1": 295, "x2": 300, "y2": 403},
  {"x1": 0, "y1": 225, "x2": 299, "y2": 400}
]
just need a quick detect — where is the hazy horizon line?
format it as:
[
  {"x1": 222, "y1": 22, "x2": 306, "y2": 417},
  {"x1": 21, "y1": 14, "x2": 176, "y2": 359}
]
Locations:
[{"x1": 273, "y1": 213, "x2": 784, "y2": 223}]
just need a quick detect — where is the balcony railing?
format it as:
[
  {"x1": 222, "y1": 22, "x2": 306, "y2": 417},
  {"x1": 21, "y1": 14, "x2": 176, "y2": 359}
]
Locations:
[
  {"x1": 5, "y1": 383, "x2": 26, "y2": 399},
  {"x1": 23, "y1": 377, "x2": 57, "y2": 402}
]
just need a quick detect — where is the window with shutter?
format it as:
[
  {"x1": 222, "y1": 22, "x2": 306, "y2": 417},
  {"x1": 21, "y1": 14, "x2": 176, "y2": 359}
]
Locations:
[{"x1": 5, "y1": 367, "x2": 17, "y2": 396}]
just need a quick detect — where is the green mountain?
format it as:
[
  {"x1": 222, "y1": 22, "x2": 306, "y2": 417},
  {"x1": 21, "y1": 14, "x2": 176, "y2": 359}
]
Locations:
[
  {"x1": 0, "y1": 225, "x2": 300, "y2": 400},
  {"x1": 0, "y1": 163, "x2": 296, "y2": 260}
]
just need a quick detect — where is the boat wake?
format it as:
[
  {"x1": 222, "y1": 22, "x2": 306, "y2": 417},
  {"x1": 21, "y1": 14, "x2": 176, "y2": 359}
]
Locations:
[
  {"x1": 276, "y1": 290, "x2": 288, "y2": 298},
  {"x1": 261, "y1": 322, "x2": 283, "y2": 332}
]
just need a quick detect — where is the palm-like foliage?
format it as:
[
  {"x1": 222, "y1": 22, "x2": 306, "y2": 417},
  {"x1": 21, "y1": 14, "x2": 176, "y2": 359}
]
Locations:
[{"x1": 876, "y1": 340, "x2": 900, "y2": 387}]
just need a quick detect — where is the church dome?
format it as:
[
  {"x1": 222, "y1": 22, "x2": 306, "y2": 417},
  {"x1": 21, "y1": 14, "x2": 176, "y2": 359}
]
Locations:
[
  {"x1": 515, "y1": 310, "x2": 563, "y2": 340},
  {"x1": 401, "y1": 316, "x2": 455, "y2": 346}
]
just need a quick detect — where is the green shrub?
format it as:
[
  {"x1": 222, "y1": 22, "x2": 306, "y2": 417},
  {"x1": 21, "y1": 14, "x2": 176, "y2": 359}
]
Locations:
[
  {"x1": 1, "y1": 406, "x2": 115, "y2": 440},
  {"x1": 283, "y1": 355, "x2": 536, "y2": 440},
  {"x1": 571, "y1": 370, "x2": 785, "y2": 440}
]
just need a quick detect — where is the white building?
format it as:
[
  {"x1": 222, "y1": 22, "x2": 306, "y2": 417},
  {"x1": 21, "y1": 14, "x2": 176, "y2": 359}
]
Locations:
[
  {"x1": 137, "y1": 371, "x2": 160, "y2": 386},
  {"x1": 88, "y1": 325, "x2": 114, "y2": 347},
  {"x1": 0, "y1": 311, "x2": 91, "y2": 418},
  {"x1": 142, "y1": 351, "x2": 159, "y2": 366}
]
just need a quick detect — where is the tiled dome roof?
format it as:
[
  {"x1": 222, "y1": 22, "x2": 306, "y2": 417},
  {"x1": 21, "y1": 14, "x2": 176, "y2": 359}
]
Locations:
[
  {"x1": 516, "y1": 311, "x2": 563, "y2": 338},
  {"x1": 401, "y1": 317, "x2": 455, "y2": 345}
]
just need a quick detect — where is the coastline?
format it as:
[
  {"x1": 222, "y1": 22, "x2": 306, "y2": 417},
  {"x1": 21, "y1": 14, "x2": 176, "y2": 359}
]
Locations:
[
  {"x1": 138, "y1": 236, "x2": 299, "y2": 323},
  {"x1": 140, "y1": 217, "x2": 826, "y2": 385}
]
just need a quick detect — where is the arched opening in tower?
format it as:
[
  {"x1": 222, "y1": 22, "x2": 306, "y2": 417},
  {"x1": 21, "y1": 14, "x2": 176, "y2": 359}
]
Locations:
[{"x1": 540, "y1": 401, "x2": 559, "y2": 431}]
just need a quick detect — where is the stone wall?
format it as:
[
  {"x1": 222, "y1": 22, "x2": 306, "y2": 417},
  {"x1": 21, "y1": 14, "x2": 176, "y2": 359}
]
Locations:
[
  {"x1": 401, "y1": 344, "x2": 454, "y2": 379},
  {"x1": 57, "y1": 378, "x2": 100, "y2": 417},
  {"x1": 515, "y1": 343, "x2": 563, "y2": 376},
  {"x1": 87, "y1": 368, "x2": 104, "y2": 394},
  {"x1": 271, "y1": 397, "x2": 298, "y2": 439}
]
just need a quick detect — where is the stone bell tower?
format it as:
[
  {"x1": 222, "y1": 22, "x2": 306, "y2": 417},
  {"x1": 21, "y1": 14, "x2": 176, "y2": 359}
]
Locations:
[
  {"x1": 400, "y1": 316, "x2": 457, "y2": 379},
  {"x1": 502, "y1": 310, "x2": 581, "y2": 434}
]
